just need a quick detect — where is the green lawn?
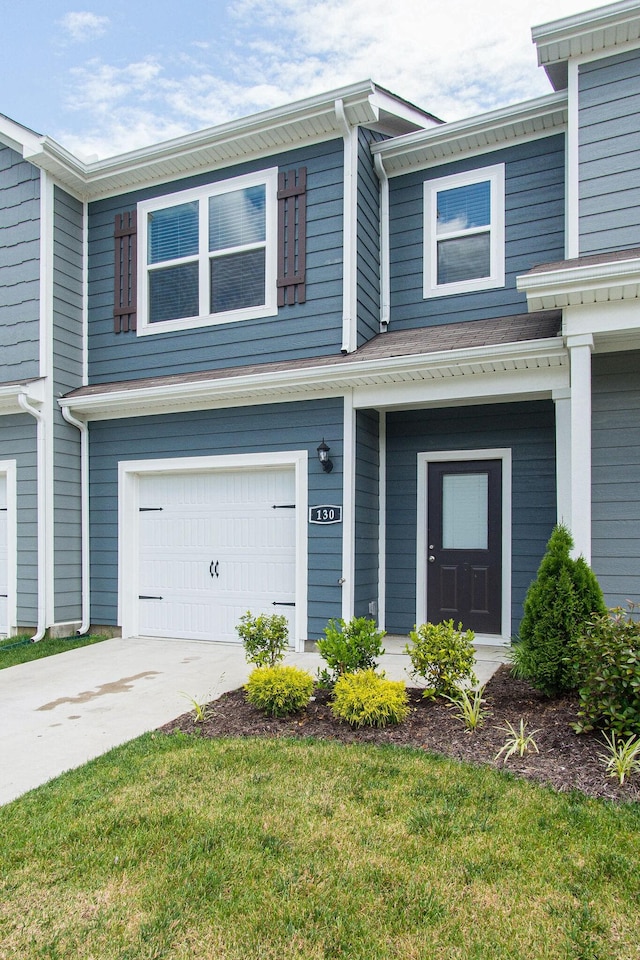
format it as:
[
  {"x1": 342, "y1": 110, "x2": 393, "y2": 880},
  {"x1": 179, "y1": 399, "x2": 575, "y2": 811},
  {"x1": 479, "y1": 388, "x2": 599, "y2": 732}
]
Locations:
[
  {"x1": 0, "y1": 734, "x2": 638, "y2": 959},
  {"x1": 0, "y1": 633, "x2": 107, "y2": 670}
]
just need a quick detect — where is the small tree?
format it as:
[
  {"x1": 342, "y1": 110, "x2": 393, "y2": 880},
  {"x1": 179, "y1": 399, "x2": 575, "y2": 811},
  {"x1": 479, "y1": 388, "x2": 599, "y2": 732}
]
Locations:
[{"x1": 512, "y1": 524, "x2": 606, "y2": 696}]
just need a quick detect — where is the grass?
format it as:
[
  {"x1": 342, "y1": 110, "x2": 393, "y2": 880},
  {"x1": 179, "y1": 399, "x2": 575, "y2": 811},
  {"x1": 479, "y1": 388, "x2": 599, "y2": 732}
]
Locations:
[
  {"x1": 0, "y1": 633, "x2": 107, "y2": 671},
  {"x1": 0, "y1": 735, "x2": 639, "y2": 959}
]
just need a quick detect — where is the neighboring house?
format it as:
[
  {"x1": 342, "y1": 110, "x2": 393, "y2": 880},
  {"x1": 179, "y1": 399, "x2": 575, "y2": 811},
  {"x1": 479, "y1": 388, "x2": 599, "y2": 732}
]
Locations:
[{"x1": 1, "y1": 0, "x2": 639, "y2": 649}]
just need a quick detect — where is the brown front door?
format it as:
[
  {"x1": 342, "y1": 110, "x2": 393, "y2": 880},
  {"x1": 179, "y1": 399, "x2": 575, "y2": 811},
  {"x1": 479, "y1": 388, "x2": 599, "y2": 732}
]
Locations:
[{"x1": 427, "y1": 460, "x2": 502, "y2": 634}]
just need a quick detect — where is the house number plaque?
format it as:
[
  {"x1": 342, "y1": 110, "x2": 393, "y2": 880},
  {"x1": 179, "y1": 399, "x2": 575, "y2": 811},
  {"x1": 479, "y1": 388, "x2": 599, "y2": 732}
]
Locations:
[{"x1": 309, "y1": 505, "x2": 342, "y2": 524}]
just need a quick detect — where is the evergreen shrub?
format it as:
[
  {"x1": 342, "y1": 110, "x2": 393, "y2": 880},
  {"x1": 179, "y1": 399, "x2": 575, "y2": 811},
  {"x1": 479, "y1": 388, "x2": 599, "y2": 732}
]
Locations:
[
  {"x1": 574, "y1": 606, "x2": 640, "y2": 737},
  {"x1": 331, "y1": 670, "x2": 410, "y2": 728},
  {"x1": 317, "y1": 617, "x2": 385, "y2": 687},
  {"x1": 245, "y1": 665, "x2": 314, "y2": 718},
  {"x1": 405, "y1": 620, "x2": 476, "y2": 699},
  {"x1": 236, "y1": 612, "x2": 289, "y2": 667},
  {"x1": 512, "y1": 525, "x2": 606, "y2": 696}
]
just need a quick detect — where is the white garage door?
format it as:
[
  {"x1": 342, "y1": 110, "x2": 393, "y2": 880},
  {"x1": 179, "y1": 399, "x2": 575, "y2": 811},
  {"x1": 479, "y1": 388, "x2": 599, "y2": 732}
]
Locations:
[
  {"x1": 0, "y1": 475, "x2": 7, "y2": 636},
  {"x1": 137, "y1": 467, "x2": 296, "y2": 642}
]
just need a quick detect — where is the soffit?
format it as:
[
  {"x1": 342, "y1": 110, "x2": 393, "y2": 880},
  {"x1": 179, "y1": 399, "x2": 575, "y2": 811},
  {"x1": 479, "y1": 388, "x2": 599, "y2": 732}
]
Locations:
[{"x1": 371, "y1": 93, "x2": 567, "y2": 176}]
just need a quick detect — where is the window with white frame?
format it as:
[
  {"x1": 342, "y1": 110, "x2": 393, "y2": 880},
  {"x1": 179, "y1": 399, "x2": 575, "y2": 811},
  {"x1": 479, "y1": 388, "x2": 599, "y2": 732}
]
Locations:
[
  {"x1": 423, "y1": 164, "x2": 505, "y2": 298},
  {"x1": 137, "y1": 168, "x2": 278, "y2": 334}
]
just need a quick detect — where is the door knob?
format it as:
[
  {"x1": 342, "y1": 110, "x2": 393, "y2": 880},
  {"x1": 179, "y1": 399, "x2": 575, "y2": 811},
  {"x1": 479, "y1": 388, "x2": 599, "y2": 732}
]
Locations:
[{"x1": 428, "y1": 555, "x2": 436, "y2": 563}]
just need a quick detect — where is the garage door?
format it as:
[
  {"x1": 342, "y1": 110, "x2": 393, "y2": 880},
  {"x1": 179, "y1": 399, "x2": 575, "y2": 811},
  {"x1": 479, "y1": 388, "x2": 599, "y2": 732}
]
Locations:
[
  {"x1": 137, "y1": 467, "x2": 296, "y2": 642},
  {"x1": 0, "y1": 475, "x2": 7, "y2": 636}
]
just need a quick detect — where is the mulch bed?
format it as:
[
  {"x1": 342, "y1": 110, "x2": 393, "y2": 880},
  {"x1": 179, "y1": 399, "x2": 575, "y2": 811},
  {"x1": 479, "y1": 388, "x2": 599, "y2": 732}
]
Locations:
[{"x1": 159, "y1": 665, "x2": 640, "y2": 803}]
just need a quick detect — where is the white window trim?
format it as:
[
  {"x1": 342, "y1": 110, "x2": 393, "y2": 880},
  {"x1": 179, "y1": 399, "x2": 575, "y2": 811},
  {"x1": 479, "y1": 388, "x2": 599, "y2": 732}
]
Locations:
[
  {"x1": 416, "y1": 448, "x2": 512, "y2": 644},
  {"x1": 118, "y1": 451, "x2": 308, "y2": 650},
  {"x1": 137, "y1": 168, "x2": 279, "y2": 336},
  {"x1": 423, "y1": 164, "x2": 505, "y2": 299}
]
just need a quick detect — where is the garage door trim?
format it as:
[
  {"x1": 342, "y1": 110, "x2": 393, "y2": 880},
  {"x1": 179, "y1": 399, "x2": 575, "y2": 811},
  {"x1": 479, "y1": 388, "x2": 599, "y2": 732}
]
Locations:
[
  {"x1": 0, "y1": 460, "x2": 17, "y2": 637},
  {"x1": 118, "y1": 451, "x2": 308, "y2": 649}
]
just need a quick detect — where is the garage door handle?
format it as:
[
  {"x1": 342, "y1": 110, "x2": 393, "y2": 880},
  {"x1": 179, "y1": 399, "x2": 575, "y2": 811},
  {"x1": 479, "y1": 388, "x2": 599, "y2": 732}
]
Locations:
[
  {"x1": 273, "y1": 601, "x2": 295, "y2": 607},
  {"x1": 210, "y1": 561, "x2": 219, "y2": 578}
]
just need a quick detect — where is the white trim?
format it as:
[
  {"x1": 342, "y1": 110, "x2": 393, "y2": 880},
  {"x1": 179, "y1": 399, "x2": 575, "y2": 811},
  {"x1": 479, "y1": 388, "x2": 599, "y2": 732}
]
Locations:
[
  {"x1": 373, "y1": 153, "x2": 390, "y2": 330},
  {"x1": 566, "y1": 60, "x2": 580, "y2": 259},
  {"x1": 341, "y1": 391, "x2": 356, "y2": 620},
  {"x1": 377, "y1": 412, "x2": 387, "y2": 630},
  {"x1": 137, "y1": 168, "x2": 278, "y2": 336},
  {"x1": 553, "y1": 387, "x2": 572, "y2": 529},
  {"x1": 416, "y1": 448, "x2": 512, "y2": 643},
  {"x1": 82, "y1": 200, "x2": 89, "y2": 385},
  {"x1": 518, "y1": 255, "x2": 640, "y2": 311},
  {"x1": 118, "y1": 451, "x2": 308, "y2": 650},
  {"x1": 59, "y1": 335, "x2": 568, "y2": 422},
  {"x1": 0, "y1": 460, "x2": 17, "y2": 636},
  {"x1": 423, "y1": 164, "x2": 505, "y2": 299},
  {"x1": 17, "y1": 393, "x2": 46, "y2": 641},
  {"x1": 336, "y1": 100, "x2": 359, "y2": 353},
  {"x1": 39, "y1": 171, "x2": 55, "y2": 630},
  {"x1": 61, "y1": 408, "x2": 90, "y2": 634},
  {"x1": 567, "y1": 335, "x2": 593, "y2": 562}
]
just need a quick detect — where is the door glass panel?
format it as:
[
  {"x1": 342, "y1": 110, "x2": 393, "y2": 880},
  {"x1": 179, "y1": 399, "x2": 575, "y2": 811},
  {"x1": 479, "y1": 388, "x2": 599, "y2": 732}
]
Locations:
[{"x1": 442, "y1": 473, "x2": 488, "y2": 550}]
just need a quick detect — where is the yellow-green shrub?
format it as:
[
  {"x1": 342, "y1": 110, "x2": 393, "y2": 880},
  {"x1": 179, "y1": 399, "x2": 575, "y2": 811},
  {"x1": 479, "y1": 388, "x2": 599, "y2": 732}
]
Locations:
[
  {"x1": 245, "y1": 665, "x2": 314, "y2": 717},
  {"x1": 331, "y1": 669, "x2": 410, "y2": 728}
]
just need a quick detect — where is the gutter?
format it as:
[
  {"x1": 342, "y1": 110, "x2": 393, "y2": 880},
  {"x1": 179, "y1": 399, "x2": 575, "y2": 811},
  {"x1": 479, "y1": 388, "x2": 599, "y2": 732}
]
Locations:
[
  {"x1": 61, "y1": 408, "x2": 91, "y2": 635},
  {"x1": 373, "y1": 153, "x2": 390, "y2": 330},
  {"x1": 17, "y1": 392, "x2": 46, "y2": 642}
]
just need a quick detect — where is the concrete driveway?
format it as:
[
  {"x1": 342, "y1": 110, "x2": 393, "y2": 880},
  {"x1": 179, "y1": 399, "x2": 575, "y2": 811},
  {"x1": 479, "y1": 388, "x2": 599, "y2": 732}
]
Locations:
[{"x1": 0, "y1": 636, "x2": 507, "y2": 806}]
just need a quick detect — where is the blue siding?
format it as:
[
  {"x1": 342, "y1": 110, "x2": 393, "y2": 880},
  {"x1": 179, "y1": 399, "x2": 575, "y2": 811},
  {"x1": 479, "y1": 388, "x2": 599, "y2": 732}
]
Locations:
[
  {"x1": 0, "y1": 414, "x2": 37, "y2": 626},
  {"x1": 579, "y1": 49, "x2": 640, "y2": 255},
  {"x1": 592, "y1": 352, "x2": 640, "y2": 607},
  {"x1": 0, "y1": 146, "x2": 40, "y2": 382},
  {"x1": 385, "y1": 401, "x2": 557, "y2": 635},
  {"x1": 53, "y1": 187, "x2": 84, "y2": 622},
  {"x1": 88, "y1": 140, "x2": 344, "y2": 385},
  {"x1": 357, "y1": 128, "x2": 382, "y2": 345},
  {"x1": 88, "y1": 397, "x2": 344, "y2": 638},
  {"x1": 388, "y1": 135, "x2": 565, "y2": 330},
  {"x1": 354, "y1": 409, "x2": 379, "y2": 618}
]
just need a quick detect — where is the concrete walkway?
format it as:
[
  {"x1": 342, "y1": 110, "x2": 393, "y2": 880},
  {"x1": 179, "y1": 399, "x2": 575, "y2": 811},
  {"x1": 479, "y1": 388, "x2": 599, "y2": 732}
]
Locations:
[{"x1": 0, "y1": 636, "x2": 508, "y2": 806}]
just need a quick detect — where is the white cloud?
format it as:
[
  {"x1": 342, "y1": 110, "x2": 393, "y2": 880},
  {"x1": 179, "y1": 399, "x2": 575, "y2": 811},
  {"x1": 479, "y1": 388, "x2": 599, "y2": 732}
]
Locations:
[
  {"x1": 56, "y1": 0, "x2": 601, "y2": 158},
  {"x1": 59, "y1": 11, "x2": 110, "y2": 42}
]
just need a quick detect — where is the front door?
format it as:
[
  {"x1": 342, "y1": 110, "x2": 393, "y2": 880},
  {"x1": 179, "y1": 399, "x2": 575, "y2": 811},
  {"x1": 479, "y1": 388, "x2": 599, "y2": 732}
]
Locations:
[{"x1": 427, "y1": 460, "x2": 502, "y2": 634}]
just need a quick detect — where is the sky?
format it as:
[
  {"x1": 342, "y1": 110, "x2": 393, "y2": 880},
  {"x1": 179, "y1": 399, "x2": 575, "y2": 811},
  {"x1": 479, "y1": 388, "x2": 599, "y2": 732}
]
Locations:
[{"x1": 0, "y1": 0, "x2": 603, "y2": 160}]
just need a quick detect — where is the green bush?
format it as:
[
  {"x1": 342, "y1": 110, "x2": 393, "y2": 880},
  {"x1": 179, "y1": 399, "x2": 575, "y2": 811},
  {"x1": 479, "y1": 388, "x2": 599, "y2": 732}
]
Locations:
[
  {"x1": 405, "y1": 620, "x2": 476, "y2": 699},
  {"x1": 316, "y1": 617, "x2": 385, "y2": 687},
  {"x1": 245, "y1": 665, "x2": 314, "y2": 718},
  {"x1": 236, "y1": 611, "x2": 289, "y2": 667},
  {"x1": 512, "y1": 525, "x2": 606, "y2": 696},
  {"x1": 331, "y1": 670, "x2": 409, "y2": 728},
  {"x1": 573, "y1": 606, "x2": 640, "y2": 737}
]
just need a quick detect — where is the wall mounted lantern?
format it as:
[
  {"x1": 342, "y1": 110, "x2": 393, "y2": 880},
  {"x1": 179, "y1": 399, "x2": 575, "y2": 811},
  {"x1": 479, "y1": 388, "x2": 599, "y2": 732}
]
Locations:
[{"x1": 317, "y1": 438, "x2": 333, "y2": 473}]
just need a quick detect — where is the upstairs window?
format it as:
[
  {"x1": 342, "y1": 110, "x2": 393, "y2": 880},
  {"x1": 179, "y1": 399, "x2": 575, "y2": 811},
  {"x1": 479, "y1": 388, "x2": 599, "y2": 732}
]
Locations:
[
  {"x1": 423, "y1": 164, "x2": 505, "y2": 298},
  {"x1": 138, "y1": 168, "x2": 278, "y2": 335}
]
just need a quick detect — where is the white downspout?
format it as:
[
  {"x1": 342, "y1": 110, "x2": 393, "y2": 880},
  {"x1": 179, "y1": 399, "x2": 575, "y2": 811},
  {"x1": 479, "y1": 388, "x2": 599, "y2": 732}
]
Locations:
[
  {"x1": 61, "y1": 407, "x2": 91, "y2": 634},
  {"x1": 335, "y1": 99, "x2": 358, "y2": 354},
  {"x1": 18, "y1": 392, "x2": 46, "y2": 642},
  {"x1": 373, "y1": 153, "x2": 390, "y2": 331}
]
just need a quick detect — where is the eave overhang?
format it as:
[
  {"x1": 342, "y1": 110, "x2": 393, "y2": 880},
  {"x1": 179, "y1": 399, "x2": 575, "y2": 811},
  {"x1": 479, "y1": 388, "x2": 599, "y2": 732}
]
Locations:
[
  {"x1": 533, "y1": 0, "x2": 640, "y2": 90},
  {"x1": 517, "y1": 254, "x2": 640, "y2": 310},
  {"x1": 0, "y1": 379, "x2": 45, "y2": 417},
  {"x1": 371, "y1": 92, "x2": 567, "y2": 176},
  {"x1": 13, "y1": 82, "x2": 439, "y2": 202},
  {"x1": 59, "y1": 337, "x2": 567, "y2": 422}
]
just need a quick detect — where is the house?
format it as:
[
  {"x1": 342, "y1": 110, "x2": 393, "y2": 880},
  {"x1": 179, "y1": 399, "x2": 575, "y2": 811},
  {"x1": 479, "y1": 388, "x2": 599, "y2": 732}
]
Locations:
[{"x1": 1, "y1": 0, "x2": 639, "y2": 650}]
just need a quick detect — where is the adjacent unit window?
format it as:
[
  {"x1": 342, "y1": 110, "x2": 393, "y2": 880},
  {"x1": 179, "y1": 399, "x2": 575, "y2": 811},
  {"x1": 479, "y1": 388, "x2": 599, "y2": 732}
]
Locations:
[
  {"x1": 423, "y1": 164, "x2": 505, "y2": 298},
  {"x1": 138, "y1": 168, "x2": 278, "y2": 334}
]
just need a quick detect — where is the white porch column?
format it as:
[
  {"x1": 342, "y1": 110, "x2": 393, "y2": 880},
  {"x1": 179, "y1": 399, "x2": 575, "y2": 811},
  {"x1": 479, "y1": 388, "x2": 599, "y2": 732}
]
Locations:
[
  {"x1": 567, "y1": 334, "x2": 594, "y2": 562},
  {"x1": 553, "y1": 387, "x2": 572, "y2": 529}
]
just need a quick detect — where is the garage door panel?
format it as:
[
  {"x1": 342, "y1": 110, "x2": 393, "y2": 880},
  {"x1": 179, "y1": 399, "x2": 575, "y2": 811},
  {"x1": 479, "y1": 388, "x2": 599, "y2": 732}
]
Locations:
[{"x1": 137, "y1": 467, "x2": 297, "y2": 642}]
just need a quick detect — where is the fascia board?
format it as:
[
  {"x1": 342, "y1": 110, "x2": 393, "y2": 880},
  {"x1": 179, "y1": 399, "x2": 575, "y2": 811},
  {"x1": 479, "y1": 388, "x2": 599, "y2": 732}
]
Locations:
[
  {"x1": 0, "y1": 115, "x2": 43, "y2": 157},
  {"x1": 58, "y1": 337, "x2": 566, "y2": 421},
  {"x1": 517, "y1": 257, "x2": 640, "y2": 308},
  {"x1": 0, "y1": 380, "x2": 45, "y2": 416},
  {"x1": 533, "y1": 0, "x2": 640, "y2": 65},
  {"x1": 371, "y1": 93, "x2": 567, "y2": 175},
  {"x1": 19, "y1": 80, "x2": 436, "y2": 202}
]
